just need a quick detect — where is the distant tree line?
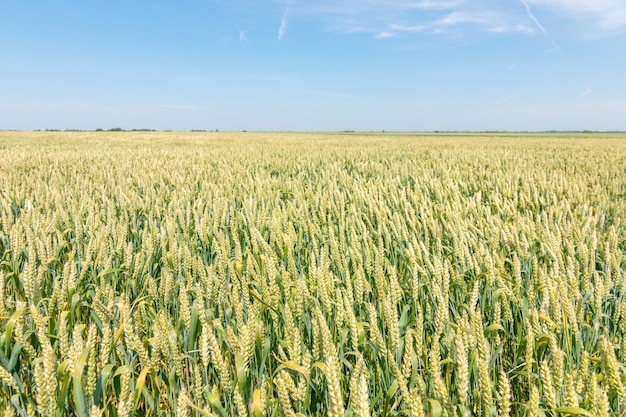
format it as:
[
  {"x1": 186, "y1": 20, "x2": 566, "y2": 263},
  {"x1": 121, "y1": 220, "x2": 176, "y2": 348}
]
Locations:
[{"x1": 24, "y1": 129, "x2": 626, "y2": 134}]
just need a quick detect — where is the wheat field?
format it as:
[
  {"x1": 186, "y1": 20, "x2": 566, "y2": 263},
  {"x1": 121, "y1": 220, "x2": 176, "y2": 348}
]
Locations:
[{"x1": 0, "y1": 131, "x2": 625, "y2": 416}]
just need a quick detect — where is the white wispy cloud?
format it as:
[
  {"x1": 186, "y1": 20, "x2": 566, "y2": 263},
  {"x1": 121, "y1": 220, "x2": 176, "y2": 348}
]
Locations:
[
  {"x1": 579, "y1": 84, "x2": 592, "y2": 97},
  {"x1": 435, "y1": 10, "x2": 487, "y2": 26},
  {"x1": 289, "y1": 0, "x2": 537, "y2": 38},
  {"x1": 434, "y1": 10, "x2": 531, "y2": 33},
  {"x1": 487, "y1": 23, "x2": 533, "y2": 33},
  {"x1": 277, "y1": 0, "x2": 625, "y2": 40},
  {"x1": 527, "y1": 0, "x2": 626, "y2": 30},
  {"x1": 407, "y1": 0, "x2": 464, "y2": 10},
  {"x1": 297, "y1": 0, "x2": 461, "y2": 15},
  {"x1": 389, "y1": 23, "x2": 425, "y2": 32},
  {"x1": 375, "y1": 32, "x2": 396, "y2": 39}
]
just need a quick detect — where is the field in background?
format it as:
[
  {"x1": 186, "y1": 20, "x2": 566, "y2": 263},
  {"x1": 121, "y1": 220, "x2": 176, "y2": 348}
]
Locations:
[{"x1": 1, "y1": 131, "x2": 625, "y2": 416}]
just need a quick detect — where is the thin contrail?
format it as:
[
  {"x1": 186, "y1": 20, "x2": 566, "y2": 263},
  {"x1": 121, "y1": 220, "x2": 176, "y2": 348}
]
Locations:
[
  {"x1": 518, "y1": 0, "x2": 562, "y2": 55},
  {"x1": 278, "y1": 2, "x2": 291, "y2": 40}
]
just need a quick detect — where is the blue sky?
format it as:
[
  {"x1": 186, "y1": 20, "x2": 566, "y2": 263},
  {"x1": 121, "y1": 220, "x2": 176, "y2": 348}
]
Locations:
[{"x1": 1, "y1": 0, "x2": 625, "y2": 131}]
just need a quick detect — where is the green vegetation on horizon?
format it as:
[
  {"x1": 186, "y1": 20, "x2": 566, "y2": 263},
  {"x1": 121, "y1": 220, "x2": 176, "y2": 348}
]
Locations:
[{"x1": 0, "y1": 131, "x2": 625, "y2": 416}]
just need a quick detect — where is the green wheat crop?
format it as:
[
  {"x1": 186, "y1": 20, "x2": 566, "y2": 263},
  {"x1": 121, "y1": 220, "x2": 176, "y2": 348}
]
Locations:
[{"x1": 0, "y1": 131, "x2": 625, "y2": 416}]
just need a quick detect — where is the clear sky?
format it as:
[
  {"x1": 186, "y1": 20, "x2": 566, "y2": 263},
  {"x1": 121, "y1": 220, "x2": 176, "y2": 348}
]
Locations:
[{"x1": 1, "y1": 0, "x2": 625, "y2": 131}]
